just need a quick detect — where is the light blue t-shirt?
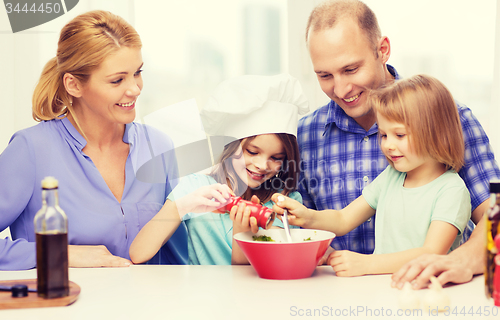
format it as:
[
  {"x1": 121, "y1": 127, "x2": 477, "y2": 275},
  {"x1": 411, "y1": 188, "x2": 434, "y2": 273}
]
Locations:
[
  {"x1": 0, "y1": 118, "x2": 188, "y2": 270},
  {"x1": 362, "y1": 166, "x2": 471, "y2": 254},
  {"x1": 167, "y1": 174, "x2": 302, "y2": 265}
]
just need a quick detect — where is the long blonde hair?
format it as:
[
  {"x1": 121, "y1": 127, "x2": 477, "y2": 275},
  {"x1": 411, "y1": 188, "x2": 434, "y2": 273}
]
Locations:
[
  {"x1": 369, "y1": 74, "x2": 465, "y2": 172},
  {"x1": 32, "y1": 10, "x2": 142, "y2": 122}
]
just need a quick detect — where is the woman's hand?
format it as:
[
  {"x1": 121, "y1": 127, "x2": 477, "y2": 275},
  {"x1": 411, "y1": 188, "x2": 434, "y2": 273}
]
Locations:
[
  {"x1": 271, "y1": 193, "x2": 314, "y2": 228},
  {"x1": 175, "y1": 183, "x2": 233, "y2": 218},
  {"x1": 327, "y1": 250, "x2": 368, "y2": 277},
  {"x1": 229, "y1": 195, "x2": 260, "y2": 234},
  {"x1": 69, "y1": 245, "x2": 131, "y2": 267}
]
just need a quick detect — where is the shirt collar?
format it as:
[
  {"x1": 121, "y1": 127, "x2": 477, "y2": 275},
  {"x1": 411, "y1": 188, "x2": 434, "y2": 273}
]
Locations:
[
  {"x1": 60, "y1": 117, "x2": 87, "y2": 150},
  {"x1": 122, "y1": 122, "x2": 134, "y2": 145},
  {"x1": 323, "y1": 64, "x2": 400, "y2": 136},
  {"x1": 60, "y1": 117, "x2": 135, "y2": 151}
]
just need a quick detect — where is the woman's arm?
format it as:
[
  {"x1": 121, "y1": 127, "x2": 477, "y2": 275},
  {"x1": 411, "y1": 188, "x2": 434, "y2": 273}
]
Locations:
[
  {"x1": 329, "y1": 220, "x2": 459, "y2": 276},
  {"x1": 0, "y1": 133, "x2": 37, "y2": 270}
]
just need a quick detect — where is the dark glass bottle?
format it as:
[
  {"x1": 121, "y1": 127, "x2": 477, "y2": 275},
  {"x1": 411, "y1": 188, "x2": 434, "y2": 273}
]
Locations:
[
  {"x1": 485, "y1": 181, "x2": 500, "y2": 298},
  {"x1": 34, "y1": 177, "x2": 69, "y2": 299}
]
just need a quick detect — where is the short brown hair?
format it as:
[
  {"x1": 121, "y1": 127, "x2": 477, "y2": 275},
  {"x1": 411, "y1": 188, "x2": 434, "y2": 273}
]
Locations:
[
  {"x1": 305, "y1": 0, "x2": 381, "y2": 53},
  {"x1": 369, "y1": 74, "x2": 465, "y2": 172}
]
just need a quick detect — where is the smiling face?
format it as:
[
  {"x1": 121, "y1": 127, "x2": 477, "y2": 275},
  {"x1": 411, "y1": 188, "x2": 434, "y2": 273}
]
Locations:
[
  {"x1": 308, "y1": 18, "x2": 391, "y2": 130},
  {"x1": 377, "y1": 113, "x2": 438, "y2": 182},
  {"x1": 231, "y1": 134, "x2": 285, "y2": 189},
  {"x1": 74, "y1": 47, "x2": 143, "y2": 126}
]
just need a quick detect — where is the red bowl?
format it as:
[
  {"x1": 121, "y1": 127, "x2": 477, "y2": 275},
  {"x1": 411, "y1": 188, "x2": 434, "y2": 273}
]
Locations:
[{"x1": 234, "y1": 229, "x2": 335, "y2": 280}]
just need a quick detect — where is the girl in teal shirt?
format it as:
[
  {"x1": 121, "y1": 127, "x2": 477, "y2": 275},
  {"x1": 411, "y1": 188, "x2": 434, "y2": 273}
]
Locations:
[{"x1": 130, "y1": 74, "x2": 308, "y2": 265}]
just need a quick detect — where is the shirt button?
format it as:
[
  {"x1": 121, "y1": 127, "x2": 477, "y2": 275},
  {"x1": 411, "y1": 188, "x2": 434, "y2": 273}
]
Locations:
[
  {"x1": 363, "y1": 176, "x2": 369, "y2": 182},
  {"x1": 363, "y1": 136, "x2": 369, "y2": 142}
]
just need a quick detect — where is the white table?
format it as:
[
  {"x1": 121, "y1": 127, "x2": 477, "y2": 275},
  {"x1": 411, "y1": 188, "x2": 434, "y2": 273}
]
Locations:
[{"x1": 0, "y1": 265, "x2": 498, "y2": 320}]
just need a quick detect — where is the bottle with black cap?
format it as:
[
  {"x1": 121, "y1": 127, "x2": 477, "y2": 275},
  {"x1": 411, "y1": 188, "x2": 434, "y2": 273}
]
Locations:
[
  {"x1": 33, "y1": 176, "x2": 69, "y2": 299},
  {"x1": 485, "y1": 180, "x2": 500, "y2": 299}
]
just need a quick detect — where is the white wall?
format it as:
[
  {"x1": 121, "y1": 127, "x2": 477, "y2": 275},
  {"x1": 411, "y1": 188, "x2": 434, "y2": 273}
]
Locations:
[{"x1": 491, "y1": 0, "x2": 500, "y2": 158}]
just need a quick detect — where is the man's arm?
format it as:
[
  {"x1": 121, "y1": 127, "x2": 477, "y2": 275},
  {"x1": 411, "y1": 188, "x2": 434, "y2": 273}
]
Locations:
[
  {"x1": 391, "y1": 214, "x2": 486, "y2": 289},
  {"x1": 472, "y1": 199, "x2": 489, "y2": 225}
]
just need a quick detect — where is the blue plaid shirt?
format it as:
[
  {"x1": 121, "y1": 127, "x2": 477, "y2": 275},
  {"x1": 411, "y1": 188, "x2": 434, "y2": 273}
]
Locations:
[{"x1": 297, "y1": 65, "x2": 500, "y2": 254}]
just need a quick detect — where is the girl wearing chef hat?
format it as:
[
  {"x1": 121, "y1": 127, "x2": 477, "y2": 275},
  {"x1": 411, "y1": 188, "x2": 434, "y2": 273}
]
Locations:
[{"x1": 130, "y1": 73, "x2": 309, "y2": 265}]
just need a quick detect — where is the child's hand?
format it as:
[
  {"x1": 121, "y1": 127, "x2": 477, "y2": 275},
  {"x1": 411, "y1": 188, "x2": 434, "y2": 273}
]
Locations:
[
  {"x1": 175, "y1": 183, "x2": 233, "y2": 218},
  {"x1": 327, "y1": 250, "x2": 368, "y2": 277},
  {"x1": 271, "y1": 193, "x2": 313, "y2": 228},
  {"x1": 317, "y1": 246, "x2": 335, "y2": 265},
  {"x1": 230, "y1": 195, "x2": 260, "y2": 234}
]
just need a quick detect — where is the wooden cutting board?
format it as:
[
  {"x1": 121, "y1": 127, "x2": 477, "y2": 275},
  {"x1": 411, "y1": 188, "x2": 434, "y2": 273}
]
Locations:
[{"x1": 0, "y1": 279, "x2": 80, "y2": 309}]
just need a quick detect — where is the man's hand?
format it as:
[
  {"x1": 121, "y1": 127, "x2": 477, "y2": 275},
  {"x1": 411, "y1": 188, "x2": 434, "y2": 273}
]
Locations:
[{"x1": 391, "y1": 253, "x2": 473, "y2": 289}]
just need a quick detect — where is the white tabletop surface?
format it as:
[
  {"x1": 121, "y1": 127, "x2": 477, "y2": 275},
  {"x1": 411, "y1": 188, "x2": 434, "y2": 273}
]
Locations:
[{"x1": 0, "y1": 265, "x2": 498, "y2": 320}]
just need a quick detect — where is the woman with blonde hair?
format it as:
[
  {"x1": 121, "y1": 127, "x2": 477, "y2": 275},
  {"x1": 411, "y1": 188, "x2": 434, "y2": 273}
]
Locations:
[
  {"x1": 273, "y1": 74, "x2": 471, "y2": 276},
  {"x1": 0, "y1": 10, "x2": 187, "y2": 270}
]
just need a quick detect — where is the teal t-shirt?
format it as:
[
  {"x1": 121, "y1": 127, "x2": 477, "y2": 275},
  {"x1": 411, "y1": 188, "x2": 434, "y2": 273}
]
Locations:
[
  {"x1": 167, "y1": 174, "x2": 302, "y2": 265},
  {"x1": 362, "y1": 166, "x2": 471, "y2": 254}
]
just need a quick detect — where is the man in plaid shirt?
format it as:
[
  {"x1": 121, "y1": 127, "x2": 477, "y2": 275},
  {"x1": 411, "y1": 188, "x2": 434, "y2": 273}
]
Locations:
[{"x1": 299, "y1": 0, "x2": 500, "y2": 285}]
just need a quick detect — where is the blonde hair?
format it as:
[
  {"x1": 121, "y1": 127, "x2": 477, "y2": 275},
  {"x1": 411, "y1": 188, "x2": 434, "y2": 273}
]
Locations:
[
  {"x1": 32, "y1": 10, "x2": 142, "y2": 121},
  {"x1": 306, "y1": 0, "x2": 381, "y2": 54},
  {"x1": 369, "y1": 74, "x2": 464, "y2": 172},
  {"x1": 209, "y1": 134, "x2": 300, "y2": 204}
]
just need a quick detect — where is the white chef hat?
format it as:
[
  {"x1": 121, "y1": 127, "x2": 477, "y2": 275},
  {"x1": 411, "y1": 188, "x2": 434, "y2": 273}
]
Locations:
[{"x1": 200, "y1": 73, "x2": 309, "y2": 143}]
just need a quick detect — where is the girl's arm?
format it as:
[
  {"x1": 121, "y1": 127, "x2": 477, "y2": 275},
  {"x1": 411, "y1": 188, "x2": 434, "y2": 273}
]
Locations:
[
  {"x1": 271, "y1": 193, "x2": 376, "y2": 236},
  {"x1": 329, "y1": 220, "x2": 459, "y2": 277},
  {"x1": 129, "y1": 184, "x2": 232, "y2": 264},
  {"x1": 129, "y1": 200, "x2": 182, "y2": 264}
]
